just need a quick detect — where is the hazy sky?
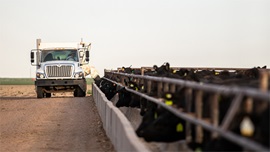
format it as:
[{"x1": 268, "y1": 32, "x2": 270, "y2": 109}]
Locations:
[{"x1": 1, "y1": 0, "x2": 269, "y2": 77}]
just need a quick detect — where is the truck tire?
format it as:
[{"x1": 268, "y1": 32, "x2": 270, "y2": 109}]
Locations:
[
  {"x1": 74, "y1": 90, "x2": 78, "y2": 97},
  {"x1": 46, "y1": 93, "x2": 51, "y2": 98},
  {"x1": 74, "y1": 87, "x2": 85, "y2": 97},
  {"x1": 37, "y1": 87, "x2": 44, "y2": 98}
]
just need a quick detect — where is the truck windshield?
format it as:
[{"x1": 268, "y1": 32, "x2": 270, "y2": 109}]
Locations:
[{"x1": 41, "y1": 50, "x2": 78, "y2": 62}]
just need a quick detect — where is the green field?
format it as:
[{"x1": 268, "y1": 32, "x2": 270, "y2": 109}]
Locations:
[
  {"x1": 86, "y1": 78, "x2": 94, "y2": 84},
  {"x1": 0, "y1": 78, "x2": 94, "y2": 85}
]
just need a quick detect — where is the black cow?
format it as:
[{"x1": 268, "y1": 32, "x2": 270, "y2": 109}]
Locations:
[
  {"x1": 136, "y1": 92, "x2": 187, "y2": 142},
  {"x1": 98, "y1": 78, "x2": 117, "y2": 100},
  {"x1": 193, "y1": 96, "x2": 270, "y2": 151},
  {"x1": 119, "y1": 66, "x2": 141, "y2": 74},
  {"x1": 136, "y1": 102, "x2": 157, "y2": 136},
  {"x1": 115, "y1": 87, "x2": 132, "y2": 107},
  {"x1": 115, "y1": 78, "x2": 142, "y2": 108},
  {"x1": 137, "y1": 110, "x2": 186, "y2": 142},
  {"x1": 146, "y1": 62, "x2": 174, "y2": 78},
  {"x1": 203, "y1": 112, "x2": 256, "y2": 151},
  {"x1": 94, "y1": 75, "x2": 102, "y2": 86}
]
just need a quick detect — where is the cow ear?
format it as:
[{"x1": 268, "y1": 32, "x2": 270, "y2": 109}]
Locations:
[{"x1": 166, "y1": 65, "x2": 170, "y2": 71}]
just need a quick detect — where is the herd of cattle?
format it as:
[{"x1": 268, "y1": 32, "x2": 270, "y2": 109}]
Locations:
[{"x1": 94, "y1": 63, "x2": 269, "y2": 151}]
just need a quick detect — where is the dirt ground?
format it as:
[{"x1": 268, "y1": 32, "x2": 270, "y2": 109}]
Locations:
[{"x1": 0, "y1": 85, "x2": 115, "y2": 152}]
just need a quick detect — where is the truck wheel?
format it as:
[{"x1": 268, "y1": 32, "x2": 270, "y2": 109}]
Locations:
[
  {"x1": 37, "y1": 87, "x2": 44, "y2": 98},
  {"x1": 46, "y1": 93, "x2": 51, "y2": 98},
  {"x1": 74, "y1": 88, "x2": 85, "y2": 97},
  {"x1": 74, "y1": 90, "x2": 78, "y2": 97}
]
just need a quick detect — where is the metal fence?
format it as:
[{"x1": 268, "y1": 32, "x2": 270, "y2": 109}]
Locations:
[{"x1": 103, "y1": 67, "x2": 270, "y2": 151}]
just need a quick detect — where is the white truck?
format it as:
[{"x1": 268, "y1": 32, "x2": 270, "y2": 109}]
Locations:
[{"x1": 30, "y1": 39, "x2": 91, "y2": 98}]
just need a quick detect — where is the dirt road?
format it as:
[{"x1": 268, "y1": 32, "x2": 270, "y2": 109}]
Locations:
[{"x1": 0, "y1": 85, "x2": 115, "y2": 152}]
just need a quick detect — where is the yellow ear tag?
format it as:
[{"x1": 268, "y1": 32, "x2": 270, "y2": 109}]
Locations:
[
  {"x1": 176, "y1": 123, "x2": 183, "y2": 132},
  {"x1": 165, "y1": 93, "x2": 172, "y2": 99},
  {"x1": 240, "y1": 116, "x2": 254, "y2": 137},
  {"x1": 165, "y1": 100, "x2": 173, "y2": 106},
  {"x1": 173, "y1": 70, "x2": 177, "y2": 73},
  {"x1": 130, "y1": 84, "x2": 134, "y2": 87},
  {"x1": 215, "y1": 72, "x2": 219, "y2": 75}
]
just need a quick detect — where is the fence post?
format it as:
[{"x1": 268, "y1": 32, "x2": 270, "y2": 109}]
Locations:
[
  {"x1": 157, "y1": 82, "x2": 163, "y2": 98},
  {"x1": 259, "y1": 70, "x2": 268, "y2": 92},
  {"x1": 211, "y1": 93, "x2": 219, "y2": 138},
  {"x1": 244, "y1": 97, "x2": 253, "y2": 114},
  {"x1": 141, "y1": 67, "x2": 145, "y2": 76},
  {"x1": 256, "y1": 70, "x2": 269, "y2": 114},
  {"x1": 195, "y1": 90, "x2": 203, "y2": 143},
  {"x1": 185, "y1": 88, "x2": 193, "y2": 143},
  {"x1": 163, "y1": 82, "x2": 169, "y2": 92},
  {"x1": 170, "y1": 84, "x2": 176, "y2": 93},
  {"x1": 147, "y1": 80, "x2": 152, "y2": 95}
]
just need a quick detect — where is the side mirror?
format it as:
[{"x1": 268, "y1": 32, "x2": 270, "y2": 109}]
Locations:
[
  {"x1": 30, "y1": 49, "x2": 40, "y2": 66},
  {"x1": 31, "y1": 52, "x2": 35, "y2": 63},
  {"x1": 85, "y1": 50, "x2": 90, "y2": 62}
]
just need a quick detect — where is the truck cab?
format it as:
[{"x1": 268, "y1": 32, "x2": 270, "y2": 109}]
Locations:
[{"x1": 30, "y1": 39, "x2": 91, "y2": 98}]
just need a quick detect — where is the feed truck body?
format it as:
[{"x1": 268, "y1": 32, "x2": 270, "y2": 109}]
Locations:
[{"x1": 30, "y1": 39, "x2": 91, "y2": 98}]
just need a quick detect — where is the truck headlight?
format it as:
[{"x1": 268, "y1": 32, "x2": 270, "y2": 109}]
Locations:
[
  {"x1": 75, "y1": 72, "x2": 84, "y2": 78},
  {"x1": 40, "y1": 74, "x2": 44, "y2": 78},
  {"x1": 36, "y1": 73, "x2": 45, "y2": 78}
]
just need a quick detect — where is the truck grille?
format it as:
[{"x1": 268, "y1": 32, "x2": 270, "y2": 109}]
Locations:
[{"x1": 45, "y1": 65, "x2": 73, "y2": 78}]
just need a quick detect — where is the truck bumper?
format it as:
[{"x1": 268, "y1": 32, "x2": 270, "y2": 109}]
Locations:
[{"x1": 35, "y1": 79, "x2": 86, "y2": 92}]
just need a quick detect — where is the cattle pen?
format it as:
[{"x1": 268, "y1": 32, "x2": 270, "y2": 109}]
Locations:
[{"x1": 93, "y1": 65, "x2": 270, "y2": 152}]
